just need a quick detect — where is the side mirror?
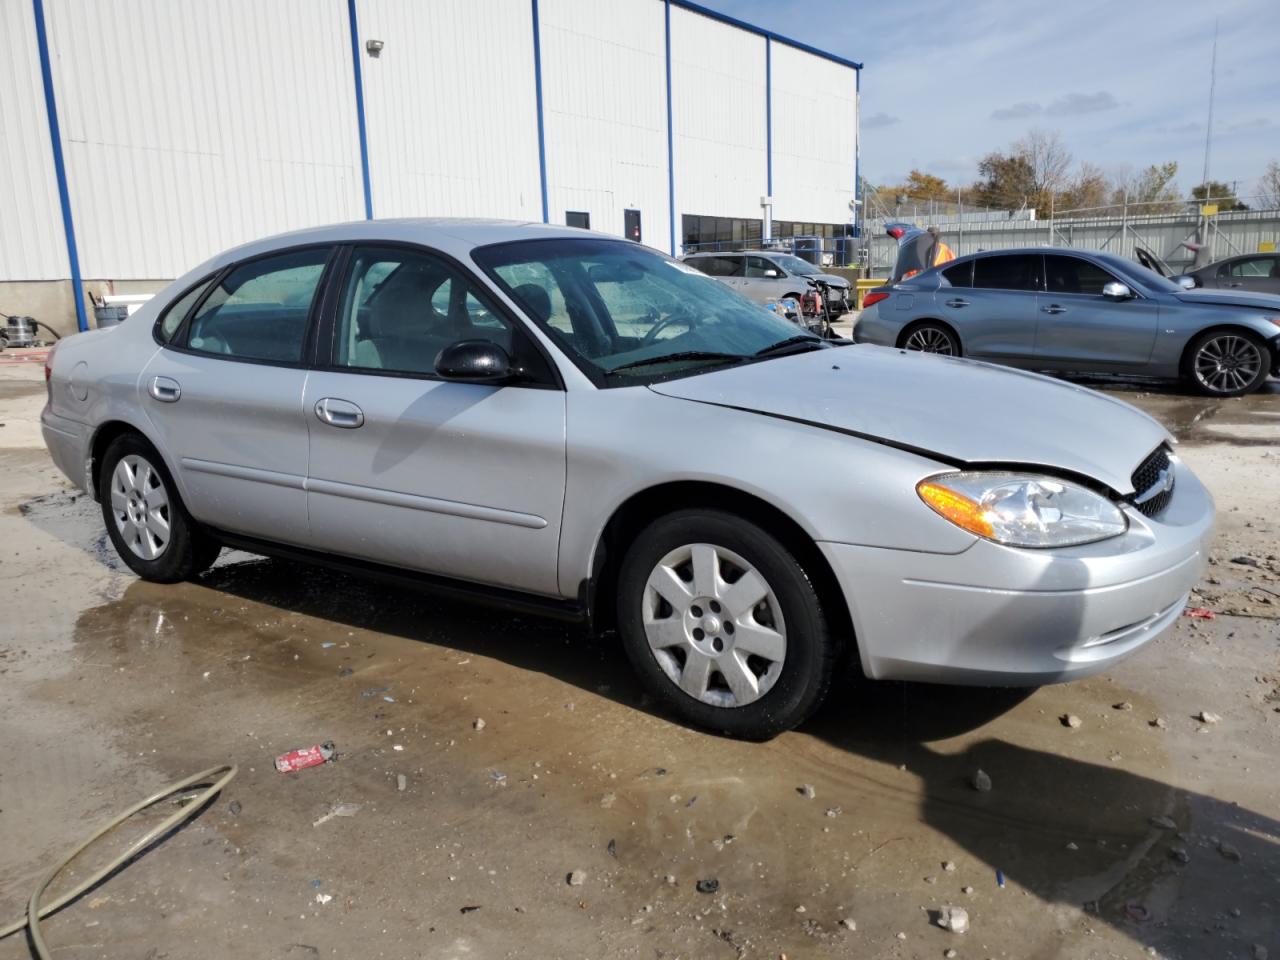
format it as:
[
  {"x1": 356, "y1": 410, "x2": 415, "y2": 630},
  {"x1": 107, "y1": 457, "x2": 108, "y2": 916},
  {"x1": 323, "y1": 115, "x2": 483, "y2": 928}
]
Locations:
[
  {"x1": 1102, "y1": 281, "x2": 1133, "y2": 300},
  {"x1": 435, "y1": 339, "x2": 513, "y2": 384},
  {"x1": 1175, "y1": 275, "x2": 1197, "y2": 291},
  {"x1": 763, "y1": 268, "x2": 780, "y2": 278}
]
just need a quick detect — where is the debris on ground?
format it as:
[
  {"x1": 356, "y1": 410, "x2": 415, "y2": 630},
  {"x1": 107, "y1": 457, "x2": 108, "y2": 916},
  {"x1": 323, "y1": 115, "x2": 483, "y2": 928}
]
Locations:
[
  {"x1": 1113, "y1": 701, "x2": 1133, "y2": 710},
  {"x1": 275, "y1": 741, "x2": 336, "y2": 773},
  {"x1": 1170, "y1": 847, "x2": 1191, "y2": 864},
  {"x1": 962, "y1": 885, "x2": 974, "y2": 895},
  {"x1": 839, "y1": 918, "x2": 856, "y2": 931},
  {"x1": 228, "y1": 800, "x2": 242, "y2": 816},
  {"x1": 943, "y1": 860, "x2": 957, "y2": 872},
  {"x1": 1252, "y1": 945, "x2": 1268, "y2": 960},
  {"x1": 1150, "y1": 717, "x2": 1168, "y2": 730},
  {"x1": 798, "y1": 784, "x2": 816, "y2": 799},
  {"x1": 937, "y1": 905, "x2": 969, "y2": 933},
  {"x1": 489, "y1": 770, "x2": 507, "y2": 783},
  {"x1": 1061, "y1": 713, "x2": 1082, "y2": 728},
  {"x1": 1230, "y1": 555, "x2": 1259, "y2": 567},
  {"x1": 825, "y1": 806, "x2": 841, "y2": 818},
  {"x1": 972, "y1": 769, "x2": 992, "y2": 792},
  {"x1": 1196, "y1": 710, "x2": 1222, "y2": 724},
  {"x1": 396, "y1": 774, "x2": 407, "y2": 792},
  {"x1": 360, "y1": 687, "x2": 389, "y2": 698},
  {"x1": 664, "y1": 874, "x2": 677, "y2": 885},
  {"x1": 607, "y1": 838, "x2": 617, "y2": 858},
  {"x1": 567, "y1": 870, "x2": 587, "y2": 886},
  {"x1": 944, "y1": 950, "x2": 957, "y2": 959},
  {"x1": 459, "y1": 905, "x2": 481, "y2": 914},
  {"x1": 473, "y1": 717, "x2": 486, "y2": 731},
  {"x1": 996, "y1": 869, "x2": 1005, "y2": 888},
  {"x1": 1218, "y1": 842, "x2": 1241, "y2": 861},
  {"x1": 1150, "y1": 815, "x2": 1177, "y2": 830},
  {"x1": 1183, "y1": 607, "x2": 1217, "y2": 620},
  {"x1": 315, "y1": 893, "x2": 333, "y2": 905},
  {"x1": 696, "y1": 878, "x2": 719, "y2": 894},
  {"x1": 337, "y1": 666, "x2": 354, "y2": 677},
  {"x1": 1125, "y1": 903, "x2": 1151, "y2": 922},
  {"x1": 312, "y1": 801, "x2": 362, "y2": 827}
]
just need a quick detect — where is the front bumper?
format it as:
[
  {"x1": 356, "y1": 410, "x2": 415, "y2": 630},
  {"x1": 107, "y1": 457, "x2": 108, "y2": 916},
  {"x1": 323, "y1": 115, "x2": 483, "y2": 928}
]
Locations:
[{"x1": 819, "y1": 458, "x2": 1214, "y2": 685}]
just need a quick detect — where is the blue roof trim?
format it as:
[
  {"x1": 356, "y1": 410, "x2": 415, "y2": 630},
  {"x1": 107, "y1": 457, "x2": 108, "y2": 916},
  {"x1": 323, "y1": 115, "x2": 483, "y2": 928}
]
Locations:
[
  {"x1": 346, "y1": 0, "x2": 373, "y2": 219},
  {"x1": 664, "y1": 0, "x2": 676, "y2": 256},
  {"x1": 667, "y1": 0, "x2": 862, "y2": 71},
  {"x1": 531, "y1": 0, "x2": 549, "y2": 224},
  {"x1": 31, "y1": 0, "x2": 87, "y2": 332}
]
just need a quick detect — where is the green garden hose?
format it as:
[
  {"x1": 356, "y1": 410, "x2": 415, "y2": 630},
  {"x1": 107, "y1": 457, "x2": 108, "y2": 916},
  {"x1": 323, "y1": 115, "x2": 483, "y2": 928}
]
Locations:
[{"x1": 0, "y1": 764, "x2": 237, "y2": 959}]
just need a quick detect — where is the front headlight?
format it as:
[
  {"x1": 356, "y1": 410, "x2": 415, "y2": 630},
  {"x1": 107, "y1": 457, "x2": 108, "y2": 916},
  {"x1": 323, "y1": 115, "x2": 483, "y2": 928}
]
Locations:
[{"x1": 917, "y1": 472, "x2": 1128, "y2": 548}]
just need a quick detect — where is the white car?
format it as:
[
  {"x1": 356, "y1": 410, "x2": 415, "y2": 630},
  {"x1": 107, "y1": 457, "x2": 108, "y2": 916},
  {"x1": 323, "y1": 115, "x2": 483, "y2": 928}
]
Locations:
[{"x1": 682, "y1": 251, "x2": 851, "y2": 314}]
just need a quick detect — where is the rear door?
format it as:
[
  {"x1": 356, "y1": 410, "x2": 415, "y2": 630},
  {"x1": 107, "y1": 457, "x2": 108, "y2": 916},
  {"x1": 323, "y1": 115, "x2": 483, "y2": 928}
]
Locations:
[
  {"x1": 140, "y1": 246, "x2": 333, "y2": 546},
  {"x1": 949, "y1": 253, "x2": 1042, "y2": 362},
  {"x1": 303, "y1": 243, "x2": 567, "y2": 596},
  {"x1": 1215, "y1": 255, "x2": 1280, "y2": 295},
  {"x1": 1035, "y1": 254, "x2": 1158, "y2": 367}
]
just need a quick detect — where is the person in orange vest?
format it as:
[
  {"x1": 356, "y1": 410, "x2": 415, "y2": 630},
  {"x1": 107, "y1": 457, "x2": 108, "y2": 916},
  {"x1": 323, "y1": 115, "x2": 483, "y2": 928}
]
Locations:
[
  {"x1": 927, "y1": 226, "x2": 956, "y2": 268},
  {"x1": 888, "y1": 224, "x2": 956, "y2": 281}
]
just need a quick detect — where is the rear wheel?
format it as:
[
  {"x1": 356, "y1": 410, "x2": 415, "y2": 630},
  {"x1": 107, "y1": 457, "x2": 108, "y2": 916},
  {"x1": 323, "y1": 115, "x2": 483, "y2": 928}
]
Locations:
[
  {"x1": 99, "y1": 434, "x2": 221, "y2": 582},
  {"x1": 900, "y1": 321, "x2": 960, "y2": 356},
  {"x1": 616, "y1": 509, "x2": 836, "y2": 740},
  {"x1": 1185, "y1": 329, "x2": 1269, "y2": 396}
]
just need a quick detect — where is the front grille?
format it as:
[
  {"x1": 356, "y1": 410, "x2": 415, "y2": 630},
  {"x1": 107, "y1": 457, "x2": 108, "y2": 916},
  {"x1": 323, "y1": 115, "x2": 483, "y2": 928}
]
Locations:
[{"x1": 1130, "y1": 445, "x2": 1174, "y2": 518}]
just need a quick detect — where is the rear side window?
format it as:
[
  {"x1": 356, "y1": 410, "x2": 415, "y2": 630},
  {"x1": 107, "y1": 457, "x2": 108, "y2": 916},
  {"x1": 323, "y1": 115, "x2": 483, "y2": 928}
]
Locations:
[
  {"x1": 156, "y1": 278, "x2": 213, "y2": 342},
  {"x1": 1044, "y1": 255, "x2": 1117, "y2": 295},
  {"x1": 689, "y1": 256, "x2": 743, "y2": 278},
  {"x1": 1224, "y1": 256, "x2": 1276, "y2": 278},
  {"x1": 183, "y1": 248, "x2": 329, "y2": 363},
  {"x1": 941, "y1": 261, "x2": 972, "y2": 288},
  {"x1": 972, "y1": 254, "x2": 1042, "y2": 291}
]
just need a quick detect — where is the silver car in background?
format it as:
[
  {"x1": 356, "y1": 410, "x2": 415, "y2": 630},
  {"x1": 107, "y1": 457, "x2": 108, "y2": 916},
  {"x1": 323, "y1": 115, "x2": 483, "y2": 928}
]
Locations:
[
  {"x1": 42, "y1": 220, "x2": 1214, "y2": 739},
  {"x1": 682, "y1": 250, "x2": 851, "y2": 314},
  {"x1": 855, "y1": 247, "x2": 1280, "y2": 396}
]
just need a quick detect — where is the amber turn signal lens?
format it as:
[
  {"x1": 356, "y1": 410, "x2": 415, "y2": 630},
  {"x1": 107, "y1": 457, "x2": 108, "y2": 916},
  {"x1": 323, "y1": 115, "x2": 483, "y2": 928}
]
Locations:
[{"x1": 917, "y1": 480, "x2": 995, "y2": 538}]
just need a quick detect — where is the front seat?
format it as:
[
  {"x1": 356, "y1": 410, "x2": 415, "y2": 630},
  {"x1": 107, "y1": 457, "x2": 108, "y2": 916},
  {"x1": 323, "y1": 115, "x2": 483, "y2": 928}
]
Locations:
[{"x1": 513, "y1": 283, "x2": 552, "y2": 325}]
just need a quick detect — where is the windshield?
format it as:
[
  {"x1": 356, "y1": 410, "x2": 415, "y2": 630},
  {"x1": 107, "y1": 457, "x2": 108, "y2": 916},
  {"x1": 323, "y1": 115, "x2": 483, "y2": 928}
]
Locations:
[
  {"x1": 770, "y1": 254, "x2": 820, "y2": 276},
  {"x1": 473, "y1": 237, "x2": 822, "y2": 386}
]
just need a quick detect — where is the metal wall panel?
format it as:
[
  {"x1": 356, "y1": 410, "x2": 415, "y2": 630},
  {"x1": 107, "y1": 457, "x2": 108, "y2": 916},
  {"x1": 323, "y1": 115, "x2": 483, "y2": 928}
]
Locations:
[
  {"x1": 670, "y1": 5, "x2": 767, "y2": 227},
  {"x1": 356, "y1": 0, "x2": 542, "y2": 222},
  {"x1": 43, "y1": 0, "x2": 365, "y2": 280},
  {"x1": 540, "y1": 0, "x2": 668, "y2": 248},
  {"x1": 0, "y1": 0, "x2": 69, "y2": 281},
  {"x1": 770, "y1": 42, "x2": 856, "y2": 227}
]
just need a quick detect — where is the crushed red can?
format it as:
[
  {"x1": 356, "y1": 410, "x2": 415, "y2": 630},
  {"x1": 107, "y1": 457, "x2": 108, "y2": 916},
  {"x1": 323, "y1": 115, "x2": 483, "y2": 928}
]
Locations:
[{"x1": 275, "y1": 741, "x2": 336, "y2": 773}]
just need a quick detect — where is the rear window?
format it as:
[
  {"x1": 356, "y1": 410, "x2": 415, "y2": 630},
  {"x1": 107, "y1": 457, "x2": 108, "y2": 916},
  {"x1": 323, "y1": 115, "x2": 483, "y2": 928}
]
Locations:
[
  {"x1": 941, "y1": 261, "x2": 972, "y2": 288},
  {"x1": 688, "y1": 256, "x2": 743, "y2": 278},
  {"x1": 973, "y1": 254, "x2": 1042, "y2": 291}
]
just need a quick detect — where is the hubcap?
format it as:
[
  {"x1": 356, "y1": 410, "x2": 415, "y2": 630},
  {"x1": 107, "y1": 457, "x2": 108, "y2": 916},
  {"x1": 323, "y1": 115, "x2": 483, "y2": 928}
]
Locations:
[
  {"x1": 109, "y1": 454, "x2": 171, "y2": 560},
  {"x1": 642, "y1": 543, "x2": 786, "y2": 708},
  {"x1": 904, "y1": 327, "x2": 955, "y2": 355},
  {"x1": 1194, "y1": 336, "x2": 1262, "y2": 394}
]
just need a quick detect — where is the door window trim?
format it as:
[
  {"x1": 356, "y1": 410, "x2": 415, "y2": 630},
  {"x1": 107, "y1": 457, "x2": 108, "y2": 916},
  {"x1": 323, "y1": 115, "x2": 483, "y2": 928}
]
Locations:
[
  {"x1": 161, "y1": 243, "x2": 341, "y2": 370},
  {"x1": 1042, "y1": 254, "x2": 1125, "y2": 298},
  {"x1": 311, "y1": 240, "x2": 565, "y2": 391},
  {"x1": 152, "y1": 274, "x2": 217, "y2": 346},
  {"x1": 970, "y1": 252, "x2": 1046, "y2": 293}
]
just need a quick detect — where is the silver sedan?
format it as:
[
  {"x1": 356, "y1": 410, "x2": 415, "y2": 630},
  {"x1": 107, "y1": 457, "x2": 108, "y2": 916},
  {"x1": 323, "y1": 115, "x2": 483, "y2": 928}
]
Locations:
[{"x1": 42, "y1": 220, "x2": 1214, "y2": 738}]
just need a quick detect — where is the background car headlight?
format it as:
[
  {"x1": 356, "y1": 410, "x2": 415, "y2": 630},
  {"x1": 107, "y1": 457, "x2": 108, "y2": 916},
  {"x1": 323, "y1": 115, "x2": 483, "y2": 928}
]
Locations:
[{"x1": 917, "y1": 472, "x2": 1128, "y2": 548}]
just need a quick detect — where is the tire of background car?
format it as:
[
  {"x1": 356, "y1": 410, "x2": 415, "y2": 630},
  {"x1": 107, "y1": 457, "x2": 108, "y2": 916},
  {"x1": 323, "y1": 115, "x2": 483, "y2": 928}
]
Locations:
[
  {"x1": 616, "y1": 508, "x2": 836, "y2": 740},
  {"x1": 1183, "y1": 328, "x2": 1270, "y2": 397},
  {"x1": 898, "y1": 320, "x2": 960, "y2": 356},
  {"x1": 99, "y1": 433, "x2": 221, "y2": 582}
]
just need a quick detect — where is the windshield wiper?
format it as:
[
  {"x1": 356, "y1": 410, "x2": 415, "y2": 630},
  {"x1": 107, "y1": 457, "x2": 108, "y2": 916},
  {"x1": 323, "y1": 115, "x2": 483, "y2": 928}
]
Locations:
[
  {"x1": 606, "y1": 351, "x2": 747, "y2": 375},
  {"x1": 753, "y1": 336, "x2": 826, "y2": 358}
]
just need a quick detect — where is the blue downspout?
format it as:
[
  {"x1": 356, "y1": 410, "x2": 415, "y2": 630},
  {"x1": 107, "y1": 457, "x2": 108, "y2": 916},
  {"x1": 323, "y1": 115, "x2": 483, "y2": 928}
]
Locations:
[
  {"x1": 32, "y1": 0, "x2": 87, "y2": 332},
  {"x1": 531, "y1": 0, "x2": 549, "y2": 223},
  {"x1": 665, "y1": 0, "x2": 675, "y2": 255},
  {"x1": 347, "y1": 0, "x2": 373, "y2": 219},
  {"x1": 765, "y1": 36, "x2": 772, "y2": 197}
]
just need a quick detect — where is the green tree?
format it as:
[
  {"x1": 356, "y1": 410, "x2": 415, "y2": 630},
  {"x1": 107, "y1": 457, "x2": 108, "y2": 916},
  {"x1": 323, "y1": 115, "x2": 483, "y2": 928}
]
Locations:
[
  {"x1": 1112, "y1": 162, "x2": 1182, "y2": 214},
  {"x1": 1256, "y1": 160, "x2": 1280, "y2": 209},
  {"x1": 1191, "y1": 180, "x2": 1248, "y2": 210}
]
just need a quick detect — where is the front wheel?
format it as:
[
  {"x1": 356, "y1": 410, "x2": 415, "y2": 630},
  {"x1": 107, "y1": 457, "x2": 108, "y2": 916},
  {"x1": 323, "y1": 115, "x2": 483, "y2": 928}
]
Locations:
[
  {"x1": 1185, "y1": 330, "x2": 1270, "y2": 396},
  {"x1": 616, "y1": 509, "x2": 836, "y2": 739},
  {"x1": 900, "y1": 321, "x2": 960, "y2": 356},
  {"x1": 99, "y1": 434, "x2": 221, "y2": 582}
]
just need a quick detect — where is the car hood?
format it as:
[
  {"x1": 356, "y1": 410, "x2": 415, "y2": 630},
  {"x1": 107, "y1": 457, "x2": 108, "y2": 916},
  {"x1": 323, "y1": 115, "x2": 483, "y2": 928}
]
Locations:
[
  {"x1": 809, "y1": 273, "x2": 849, "y2": 289},
  {"x1": 1174, "y1": 289, "x2": 1280, "y2": 311},
  {"x1": 648, "y1": 346, "x2": 1171, "y2": 494}
]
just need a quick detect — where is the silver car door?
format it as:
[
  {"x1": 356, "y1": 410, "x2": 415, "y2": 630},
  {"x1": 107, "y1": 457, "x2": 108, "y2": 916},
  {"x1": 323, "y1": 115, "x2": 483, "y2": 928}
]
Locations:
[
  {"x1": 1035, "y1": 254, "x2": 1159, "y2": 367},
  {"x1": 138, "y1": 246, "x2": 332, "y2": 546},
  {"x1": 1219, "y1": 256, "x2": 1280, "y2": 294},
  {"x1": 956, "y1": 253, "x2": 1042, "y2": 361},
  {"x1": 303, "y1": 244, "x2": 567, "y2": 596}
]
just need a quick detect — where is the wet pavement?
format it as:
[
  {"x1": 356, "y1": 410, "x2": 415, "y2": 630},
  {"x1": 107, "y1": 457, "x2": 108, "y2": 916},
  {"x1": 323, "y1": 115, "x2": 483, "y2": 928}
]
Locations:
[{"x1": 1, "y1": 364, "x2": 1277, "y2": 960}]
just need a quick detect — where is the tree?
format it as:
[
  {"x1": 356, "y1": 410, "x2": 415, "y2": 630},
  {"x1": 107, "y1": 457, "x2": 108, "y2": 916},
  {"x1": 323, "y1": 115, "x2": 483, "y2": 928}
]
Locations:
[
  {"x1": 900, "y1": 170, "x2": 952, "y2": 202},
  {"x1": 971, "y1": 129, "x2": 1072, "y2": 213},
  {"x1": 1014, "y1": 129, "x2": 1073, "y2": 202},
  {"x1": 1191, "y1": 180, "x2": 1248, "y2": 210},
  {"x1": 1112, "y1": 162, "x2": 1182, "y2": 214},
  {"x1": 1257, "y1": 160, "x2": 1280, "y2": 209},
  {"x1": 1057, "y1": 162, "x2": 1110, "y2": 213},
  {"x1": 972, "y1": 151, "x2": 1038, "y2": 210}
]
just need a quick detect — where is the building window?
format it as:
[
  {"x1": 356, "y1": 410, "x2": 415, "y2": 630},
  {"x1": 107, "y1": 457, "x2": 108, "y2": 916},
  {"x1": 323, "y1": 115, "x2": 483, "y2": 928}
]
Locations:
[{"x1": 566, "y1": 211, "x2": 590, "y2": 229}]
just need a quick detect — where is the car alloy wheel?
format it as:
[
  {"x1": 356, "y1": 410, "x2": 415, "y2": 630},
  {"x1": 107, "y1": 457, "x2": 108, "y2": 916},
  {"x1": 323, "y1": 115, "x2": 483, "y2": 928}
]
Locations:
[
  {"x1": 1193, "y1": 334, "x2": 1264, "y2": 395},
  {"x1": 642, "y1": 542, "x2": 787, "y2": 708},
  {"x1": 903, "y1": 324, "x2": 958, "y2": 355},
  {"x1": 109, "y1": 453, "x2": 172, "y2": 560}
]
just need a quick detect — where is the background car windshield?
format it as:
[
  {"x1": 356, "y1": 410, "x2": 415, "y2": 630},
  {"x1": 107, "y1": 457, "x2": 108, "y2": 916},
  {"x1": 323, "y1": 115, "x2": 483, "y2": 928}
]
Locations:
[
  {"x1": 474, "y1": 237, "x2": 805, "y2": 384},
  {"x1": 771, "y1": 254, "x2": 819, "y2": 275},
  {"x1": 1104, "y1": 256, "x2": 1182, "y2": 293}
]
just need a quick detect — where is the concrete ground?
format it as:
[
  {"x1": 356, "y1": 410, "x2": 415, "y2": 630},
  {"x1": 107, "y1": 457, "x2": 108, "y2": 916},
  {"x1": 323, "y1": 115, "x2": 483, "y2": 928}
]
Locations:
[{"x1": 1, "y1": 353, "x2": 1277, "y2": 960}]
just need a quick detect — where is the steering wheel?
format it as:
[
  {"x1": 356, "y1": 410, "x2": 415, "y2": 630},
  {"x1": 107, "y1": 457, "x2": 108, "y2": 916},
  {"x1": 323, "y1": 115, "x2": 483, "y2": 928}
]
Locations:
[{"x1": 641, "y1": 307, "x2": 697, "y2": 345}]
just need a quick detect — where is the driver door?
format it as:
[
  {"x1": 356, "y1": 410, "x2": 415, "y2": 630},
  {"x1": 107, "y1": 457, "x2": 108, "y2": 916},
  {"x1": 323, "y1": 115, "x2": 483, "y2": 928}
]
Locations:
[{"x1": 303, "y1": 244, "x2": 567, "y2": 596}]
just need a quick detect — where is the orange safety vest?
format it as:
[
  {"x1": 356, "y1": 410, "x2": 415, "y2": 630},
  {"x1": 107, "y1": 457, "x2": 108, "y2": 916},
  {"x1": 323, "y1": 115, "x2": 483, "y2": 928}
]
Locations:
[{"x1": 932, "y1": 241, "x2": 956, "y2": 266}]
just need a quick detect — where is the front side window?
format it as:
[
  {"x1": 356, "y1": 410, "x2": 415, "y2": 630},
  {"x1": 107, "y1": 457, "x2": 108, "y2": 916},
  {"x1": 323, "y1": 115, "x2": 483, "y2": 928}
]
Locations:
[
  {"x1": 1044, "y1": 255, "x2": 1118, "y2": 295},
  {"x1": 334, "y1": 246, "x2": 523, "y2": 377},
  {"x1": 972, "y1": 254, "x2": 1042, "y2": 292},
  {"x1": 475, "y1": 237, "x2": 824, "y2": 387},
  {"x1": 745, "y1": 256, "x2": 779, "y2": 279},
  {"x1": 184, "y1": 248, "x2": 329, "y2": 362},
  {"x1": 1225, "y1": 257, "x2": 1275, "y2": 278}
]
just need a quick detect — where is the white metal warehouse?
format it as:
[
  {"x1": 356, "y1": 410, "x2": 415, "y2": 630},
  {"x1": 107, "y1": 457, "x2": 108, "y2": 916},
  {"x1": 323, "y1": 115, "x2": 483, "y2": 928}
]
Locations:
[{"x1": 0, "y1": 0, "x2": 860, "y2": 333}]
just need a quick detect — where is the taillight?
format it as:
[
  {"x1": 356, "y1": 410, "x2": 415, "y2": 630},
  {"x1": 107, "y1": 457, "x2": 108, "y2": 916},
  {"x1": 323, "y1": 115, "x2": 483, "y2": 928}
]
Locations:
[
  {"x1": 44, "y1": 341, "x2": 58, "y2": 382},
  {"x1": 862, "y1": 291, "x2": 890, "y2": 308}
]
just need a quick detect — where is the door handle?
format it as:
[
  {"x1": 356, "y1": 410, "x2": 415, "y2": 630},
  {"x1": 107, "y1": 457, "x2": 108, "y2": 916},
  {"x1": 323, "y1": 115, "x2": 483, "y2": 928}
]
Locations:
[
  {"x1": 944, "y1": 298, "x2": 969, "y2": 308},
  {"x1": 1226, "y1": 281, "x2": 1242, "y2": 288},
  {"x1": 314, "y1": 397, "x2": 365, "y2": 429},
  {"x1": 148, "y1": 376, "x2": 181, "y2": 403},
  {"x1": 1041, "y1": 304, "x2": 1066, "y2": 315}
]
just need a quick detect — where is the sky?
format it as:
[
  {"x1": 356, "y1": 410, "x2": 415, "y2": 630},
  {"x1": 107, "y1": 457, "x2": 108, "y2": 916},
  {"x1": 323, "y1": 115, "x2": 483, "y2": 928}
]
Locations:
[{"x1": 705, "y1": 0, "x2": 1279, "y2": 199}]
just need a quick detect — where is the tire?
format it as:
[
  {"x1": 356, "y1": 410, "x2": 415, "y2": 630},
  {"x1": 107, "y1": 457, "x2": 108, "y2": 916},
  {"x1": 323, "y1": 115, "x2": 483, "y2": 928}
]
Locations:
[
  {"x1": 616, "y1": 509, "x2": 836, "y2": 740},
  {"x1": 99, "y1": 433, "x2": 221, "y2": 582},
  {"x1": 1184, "y1": 329, "x2": 1270, "y2": 397},
  {"x1": 899, "y1": 321, "x2": 960, "y2": 356}
]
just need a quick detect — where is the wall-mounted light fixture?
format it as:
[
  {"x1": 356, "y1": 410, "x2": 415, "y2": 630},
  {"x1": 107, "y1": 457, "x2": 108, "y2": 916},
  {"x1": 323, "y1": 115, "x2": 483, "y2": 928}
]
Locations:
[{"x1": 366, "y1": 39, "x2": 384, "y2": 57}]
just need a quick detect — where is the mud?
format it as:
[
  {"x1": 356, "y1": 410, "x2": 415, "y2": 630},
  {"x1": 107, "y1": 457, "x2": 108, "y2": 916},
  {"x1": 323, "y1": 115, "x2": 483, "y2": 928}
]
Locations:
[{"x1": 1, "y1": 361, "x2": 1277, "y2": 960}]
